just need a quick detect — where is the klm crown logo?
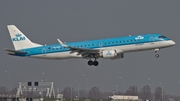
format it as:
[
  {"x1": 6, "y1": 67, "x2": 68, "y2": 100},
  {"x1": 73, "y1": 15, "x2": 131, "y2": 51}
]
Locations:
[
  {"x1": 12, "y1": 33, "x2": 26, "y2": 42},
  {"x1": 106, "y1": 51, "x2": 112, "y2": 56},
  {"x1": 15, "y1": 33, "x2": 22, "y2": 37},
  {"x1": 135, "y1": 36, "x2": 144, "y2": 40}
]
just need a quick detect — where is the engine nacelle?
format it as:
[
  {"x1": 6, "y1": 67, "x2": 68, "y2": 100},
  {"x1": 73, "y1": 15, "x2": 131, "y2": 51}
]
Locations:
[{"x1": 100, "y1": 49, "x2": 124, "y2": 59}]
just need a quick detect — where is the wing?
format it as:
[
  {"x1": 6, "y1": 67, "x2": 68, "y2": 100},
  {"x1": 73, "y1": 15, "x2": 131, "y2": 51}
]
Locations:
[
  {"x1": 57, "y1": 39, "x2": 100, "y2": 58},
  {"x1": 5, "y1": 49, "x2": 27, "y2": 55}
]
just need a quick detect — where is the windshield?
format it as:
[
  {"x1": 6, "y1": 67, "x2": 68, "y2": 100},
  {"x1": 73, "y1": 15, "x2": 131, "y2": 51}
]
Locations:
[{"x1": 158, "y1": 36, "x2": 167, "y2": 38}]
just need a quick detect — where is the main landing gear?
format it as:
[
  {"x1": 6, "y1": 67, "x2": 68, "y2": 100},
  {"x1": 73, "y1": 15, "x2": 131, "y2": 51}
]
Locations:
[
  {"x1": 154, "y1": 49, "x2": 160, "y2": 58},
  {"x1": 87, "y1": 59, "x2": 99, "y2": 66}
]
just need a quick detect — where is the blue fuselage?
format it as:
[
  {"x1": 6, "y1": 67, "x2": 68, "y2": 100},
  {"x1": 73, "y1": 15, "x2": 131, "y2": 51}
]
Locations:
[{"x1": 17, "y1": 34, "x2": 172, "y2": 58}]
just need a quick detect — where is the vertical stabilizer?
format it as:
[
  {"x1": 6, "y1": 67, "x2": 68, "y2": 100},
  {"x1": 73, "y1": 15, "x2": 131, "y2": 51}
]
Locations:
[{"x1": 7, "y1": 25, "x2": 41, "y2": 50}]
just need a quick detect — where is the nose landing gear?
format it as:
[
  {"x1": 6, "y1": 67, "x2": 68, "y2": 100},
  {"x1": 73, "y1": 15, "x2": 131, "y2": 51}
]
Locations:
[{"x1": 154, "y1": 49, "x2": 160, "y2": 58}]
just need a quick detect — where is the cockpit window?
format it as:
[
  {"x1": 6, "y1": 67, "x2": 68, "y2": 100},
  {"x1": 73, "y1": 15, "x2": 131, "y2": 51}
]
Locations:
[{"x1": 158, "y1": 36, "x2": 167, "y2": 38}]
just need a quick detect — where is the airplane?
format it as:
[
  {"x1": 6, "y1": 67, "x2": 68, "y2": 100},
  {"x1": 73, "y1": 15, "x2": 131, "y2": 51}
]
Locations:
[{"x1": 5, "y1": 25, "x2": 175, "y2": 66}]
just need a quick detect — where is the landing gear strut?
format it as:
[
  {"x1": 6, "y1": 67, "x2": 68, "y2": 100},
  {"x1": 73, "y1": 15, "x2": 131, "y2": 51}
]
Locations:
[
  {"x1": 154, "y1": 49, "x2": 160, "y2": 58},
  {"x1": 87, "y1": 59, "x2": 99, "y2": 66}
]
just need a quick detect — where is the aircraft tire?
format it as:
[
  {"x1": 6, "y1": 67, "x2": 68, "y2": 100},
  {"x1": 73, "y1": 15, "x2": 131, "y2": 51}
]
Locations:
[
  {"x1": 88, "y1": 60, "x2": 93, "y2": 66},
  {"x1": 155, "y1": 54, "x2": 159, "y2": 58},
  {"x1": 93, "y1": 61, "x2": 99, "y2": 66}
]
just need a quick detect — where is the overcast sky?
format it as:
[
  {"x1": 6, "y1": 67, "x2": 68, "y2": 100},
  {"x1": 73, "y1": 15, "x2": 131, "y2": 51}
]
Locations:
[{"x1": 0, "y1": 0, "x2": 179, "y2": 95}]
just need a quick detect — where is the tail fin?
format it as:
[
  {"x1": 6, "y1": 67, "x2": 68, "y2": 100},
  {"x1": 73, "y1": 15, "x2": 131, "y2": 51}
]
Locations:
[{"x1": 7, "y1": 25, "x2": 42, "y2": 50}]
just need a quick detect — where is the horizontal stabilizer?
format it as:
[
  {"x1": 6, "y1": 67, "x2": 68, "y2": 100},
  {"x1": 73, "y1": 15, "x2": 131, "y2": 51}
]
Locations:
[{"x1": 5, "y1": 49, "x2": 27, "y2": 55}]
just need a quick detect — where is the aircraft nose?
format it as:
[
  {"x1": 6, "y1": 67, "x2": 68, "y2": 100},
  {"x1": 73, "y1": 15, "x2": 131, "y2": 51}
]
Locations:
[{"x1": 169, "y1": 40, "x2": 176, "y2": 46}]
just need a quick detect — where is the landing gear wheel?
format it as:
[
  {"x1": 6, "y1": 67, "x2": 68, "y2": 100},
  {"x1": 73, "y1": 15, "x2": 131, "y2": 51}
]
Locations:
[
  {"x1": 88, "y1": 60, "x2": 93, "y2": 66},
  {"x1": 154, "y1": 49, "x2": 160, "y2": 58},
  {"x1": 155, "y1": 54, "x2": 159, "y2": 58},
  {"x1": 93, "y1": 61, "x2": 99, "y2": 66}
]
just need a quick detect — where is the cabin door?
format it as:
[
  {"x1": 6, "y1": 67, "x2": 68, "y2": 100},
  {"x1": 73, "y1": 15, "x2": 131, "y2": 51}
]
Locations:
[
  {"x1": 42, "y1": 48, "x2": 47, "y2": 56},
  {"x1": 99, "y1": 42, "x2": 103, "y2": 47},
  {"x1": 149, "y1": 37, "x2": 155, "y2": 44}
]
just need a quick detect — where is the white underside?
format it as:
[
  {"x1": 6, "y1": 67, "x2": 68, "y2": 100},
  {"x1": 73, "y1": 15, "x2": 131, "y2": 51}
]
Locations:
[{"x1": 30, "y1": 40, "x2": 173, "y2": 60}]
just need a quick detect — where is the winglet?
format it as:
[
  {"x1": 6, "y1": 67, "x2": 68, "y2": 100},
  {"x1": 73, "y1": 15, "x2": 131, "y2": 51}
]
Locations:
[{"x1": 57, "y1": 39, "x2": 69, "y2": 48}]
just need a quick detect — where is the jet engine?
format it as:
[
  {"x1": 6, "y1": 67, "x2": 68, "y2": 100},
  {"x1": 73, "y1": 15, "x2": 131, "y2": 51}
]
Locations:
[{"x1": 100, "y1": 49, "x2": 124, "y2": 59}]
